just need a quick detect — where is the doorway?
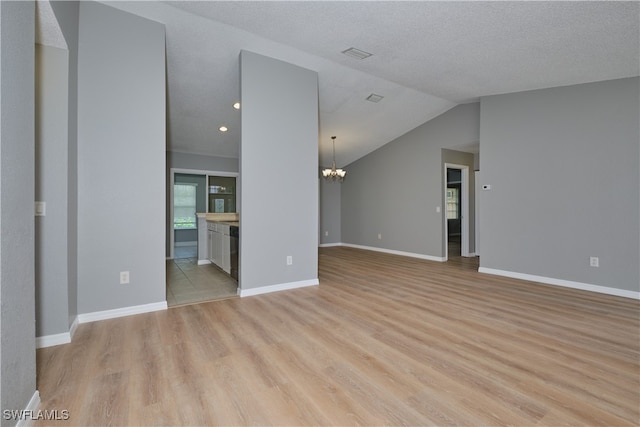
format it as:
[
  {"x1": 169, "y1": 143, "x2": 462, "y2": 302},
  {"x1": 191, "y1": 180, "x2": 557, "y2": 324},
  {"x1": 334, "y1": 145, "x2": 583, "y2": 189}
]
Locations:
[
  {"x1": 167, "y1": 168, "x2": 239, "y2": 306},
  {"x1": 168, "y1": 168, "x2": 239, "y2": 259},
  {"x1": 446, "y1": 169, "x2": 462, "y2": 257},
  {"x1": 444, "y1": 163, "x2": 470, "y2": 261},
  {"x1": 173, "y1": 172, "x2": 206, "y2": 260}
]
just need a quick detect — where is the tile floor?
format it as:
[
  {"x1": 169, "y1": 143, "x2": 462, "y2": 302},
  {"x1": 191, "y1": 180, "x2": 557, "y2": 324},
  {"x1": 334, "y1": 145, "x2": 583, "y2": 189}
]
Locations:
[
  {"x1": 448, "y1": 234, "x2": 461, "y2": 257},
  {"x1": 166, "y1": 244, "x2": 238, "y2": 306}
]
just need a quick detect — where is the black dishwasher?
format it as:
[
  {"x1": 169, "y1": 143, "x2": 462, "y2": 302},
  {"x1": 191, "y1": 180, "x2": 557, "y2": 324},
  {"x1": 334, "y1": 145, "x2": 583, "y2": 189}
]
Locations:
[{"x1": 229, "y1": 226, "x2": 239, "y2": 281}]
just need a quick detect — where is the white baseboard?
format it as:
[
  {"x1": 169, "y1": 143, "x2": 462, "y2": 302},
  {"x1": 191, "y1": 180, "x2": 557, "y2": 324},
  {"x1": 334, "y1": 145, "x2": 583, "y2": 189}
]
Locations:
[
  {"x1": 239, "y1": 279, "x2": 319, "y2": 297},
  {"x1": 319, "y1": 242, "x2": 342, "y2": 248},
  {"x1": 69, "y1": 316, "x2": 79, "y2": 340},
  {"x1": 478, "y1": 267, "x2": 639, "y2": 300},
  {"x1": 175, "y1": 241, "x2": 197, "y2": 247},
  {"x1": 197, "y1": 259, "x2": 211, "y2": 265},
  {"x1": 15, "y1": 390, "x2": 40, "y2": 427},
  {"x1": 77, "y1": 301, "x2": 168, "y2": 324},
  {"x1": 36, "y1": 332, "x2": 71, "y2": 349},
  {"x1": 35, "y1": 316, "x2": 80, "y2": 349},
  {"x1": 341, "y1": 243, "x2": 446, "y2": 262}
]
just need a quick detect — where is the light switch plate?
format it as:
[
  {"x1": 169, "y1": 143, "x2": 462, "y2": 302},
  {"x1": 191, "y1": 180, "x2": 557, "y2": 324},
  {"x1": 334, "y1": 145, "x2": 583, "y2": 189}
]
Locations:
[{"x1": 35, "y1": 201, "x2": 46, "y2": 216}]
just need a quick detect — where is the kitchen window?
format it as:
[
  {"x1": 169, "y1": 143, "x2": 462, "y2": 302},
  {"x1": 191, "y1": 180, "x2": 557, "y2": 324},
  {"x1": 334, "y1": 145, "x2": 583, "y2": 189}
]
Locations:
[
  {"x1": 446, "y1": 187, "x2": 459, "y2": 220},
  {"x1": 174, "y1": 183, "x2": 197, "y2": 229}
]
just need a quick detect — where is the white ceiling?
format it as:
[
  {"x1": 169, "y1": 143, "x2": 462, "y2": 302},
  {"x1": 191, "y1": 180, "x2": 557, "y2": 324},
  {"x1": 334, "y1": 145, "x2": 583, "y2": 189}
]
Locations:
[{"x1": 95, "y1": 1, "x2": 638, "y2": 167}]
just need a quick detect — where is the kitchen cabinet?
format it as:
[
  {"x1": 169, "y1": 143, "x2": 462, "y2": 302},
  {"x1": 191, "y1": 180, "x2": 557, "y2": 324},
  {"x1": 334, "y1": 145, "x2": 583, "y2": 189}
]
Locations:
[
  {"x1": 207, "y1": 222, "x2": 219, "y2": 266},
  {"x1": 207, "y1": 221, "x2": 231, "y2": 274},
  {"x1": 197, "y1": 213, "x2": 239, "y2": 267}
]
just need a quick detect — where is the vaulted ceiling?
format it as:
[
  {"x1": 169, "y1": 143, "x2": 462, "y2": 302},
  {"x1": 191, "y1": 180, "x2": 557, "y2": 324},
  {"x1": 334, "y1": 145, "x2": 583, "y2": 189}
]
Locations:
[{"x1": 54, "y1": 2, "x2": 640, "y2": 166}]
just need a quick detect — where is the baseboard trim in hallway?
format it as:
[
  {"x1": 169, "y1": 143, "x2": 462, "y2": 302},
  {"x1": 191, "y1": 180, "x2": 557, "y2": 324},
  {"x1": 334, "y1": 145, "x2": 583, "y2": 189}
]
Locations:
[
  {"x1": 479, "y1": 267, "x2": 639, "y2": 299},
  {"x1": 77, "y1": 301, "x2": 168, "y2": 324},
  {"x1": 15, "y1": 390, "x2": 40, "y2": 427},
  {"x1": 339, "y1": 242, "x2": 447, "y2": 262},
  {"x1": 36, "y1": 332, "x2": 71, "y2": 349},
  {"x1": 238, "y1": 278, "x2": 319, "y2": 297}
]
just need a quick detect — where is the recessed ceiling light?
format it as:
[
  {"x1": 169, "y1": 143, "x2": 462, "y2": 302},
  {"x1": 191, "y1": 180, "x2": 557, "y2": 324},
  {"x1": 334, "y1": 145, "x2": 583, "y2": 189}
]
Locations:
[
  {"x1": 366, "y1": 93, "x2": 384, "y2": 103},
  {"x1": 341, "y1": 47, "x2": 373, "y2": 60},
  {"x1": 219, "y1": 126, "x2": 228, "y2": 132},
  {"x1": 233, "y1": 102, "x2": 240, "y2": 110}
]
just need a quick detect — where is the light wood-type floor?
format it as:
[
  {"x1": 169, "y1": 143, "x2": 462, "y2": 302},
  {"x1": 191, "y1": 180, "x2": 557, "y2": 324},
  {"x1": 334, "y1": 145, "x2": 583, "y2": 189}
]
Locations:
[{"x1": 36, "y1": 247, "x2": 639, "y2": 426}]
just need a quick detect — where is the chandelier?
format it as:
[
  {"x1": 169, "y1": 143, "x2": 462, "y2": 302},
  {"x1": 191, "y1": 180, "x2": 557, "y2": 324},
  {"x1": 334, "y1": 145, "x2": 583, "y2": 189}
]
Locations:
[{"x1": 322, "y1": 136, "x2": 346, "y2": 182}]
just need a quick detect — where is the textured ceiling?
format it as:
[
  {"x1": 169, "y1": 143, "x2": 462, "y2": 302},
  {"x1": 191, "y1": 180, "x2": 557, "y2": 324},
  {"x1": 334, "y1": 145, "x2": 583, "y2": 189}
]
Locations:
[
  {"x1": 102, "y1": 1, "x2": 639, "y2": 167},
  {"x1": 36, "y1": 0, "x2": 67, "y2": 49}
]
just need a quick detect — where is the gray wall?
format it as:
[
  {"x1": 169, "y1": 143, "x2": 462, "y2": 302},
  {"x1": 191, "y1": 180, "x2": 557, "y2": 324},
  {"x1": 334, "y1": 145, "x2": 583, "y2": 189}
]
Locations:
[
  {"x1": 167, "y1": 151, "x2": 239, "y2": 173},
  {"x1": 0, "y1": 0, "x2": 36, "y2": 421},
  {"x1": 77, "y1": 2, "x2": 166, "y2": 313},
  {"x1": 50, "y1": 0, "x2": 80, "y2": 334},
  {"x1": 479, "y1": 77, "x2": 639, "y2": 292},
  {"x1": 240, "y1": 51, "x2": 318, "y2": 290},
  {"x1": 35, "y1": 45, "x2": 70, "y2": 337},
  {"x1": 320, "y1": 178, "x2": 341, "y2": 245},
  {"x1": 341, "y1": 103, "x2": 480, "y2": 258}
]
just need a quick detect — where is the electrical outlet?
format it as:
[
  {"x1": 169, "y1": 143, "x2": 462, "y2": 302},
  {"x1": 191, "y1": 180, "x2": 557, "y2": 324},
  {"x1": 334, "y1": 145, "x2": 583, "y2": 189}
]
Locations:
[
  {"x1": 589, "y1": 257, "x2": 599, "y2": 267},
  {"x1": 120, "y1": 271, "x2": 130, "y2": 284},
  {"x1": 324, "y1": 231, "x2": 329, "y2": 236},
  {"x1": 286, "y1": 256, "x2": 293, "y2": 266},
  {"x1": 378, "y1": 233, "x2": 382, "y2": 240}
]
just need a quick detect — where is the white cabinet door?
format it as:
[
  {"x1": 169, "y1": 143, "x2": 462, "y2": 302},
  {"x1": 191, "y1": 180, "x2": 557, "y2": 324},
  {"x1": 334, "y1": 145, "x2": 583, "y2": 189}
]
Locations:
[
  {"x1": 206, "y1": 222, "x2": 232, "y2": 274},
  {"x1": 212, "y1": 230, "x2": 220, "y2": 267},
  {"x1": 208, "y1": 230, "x2": 214, "y2": 263}
]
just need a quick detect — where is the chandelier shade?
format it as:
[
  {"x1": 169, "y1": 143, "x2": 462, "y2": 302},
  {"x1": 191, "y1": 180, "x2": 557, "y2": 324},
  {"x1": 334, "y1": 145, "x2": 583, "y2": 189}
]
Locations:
[{"x1": 322, "y1": 136, "x2": 346, "y2": 182}]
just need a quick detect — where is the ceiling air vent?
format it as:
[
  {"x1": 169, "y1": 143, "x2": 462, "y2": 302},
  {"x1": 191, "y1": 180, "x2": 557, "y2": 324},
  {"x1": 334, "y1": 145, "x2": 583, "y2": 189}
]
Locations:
[
  {"x1": 366, "y1": 93, "x2": 384, "y2": 103},
  {"x1": 341, "y1": 47, "x2": 372, "y2": 60}
]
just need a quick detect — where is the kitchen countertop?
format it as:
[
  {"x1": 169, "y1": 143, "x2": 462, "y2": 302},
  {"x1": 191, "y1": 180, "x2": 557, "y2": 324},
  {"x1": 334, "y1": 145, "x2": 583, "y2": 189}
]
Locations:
[
  {"x1": 215, "y1": 221, "x2": 239, "y2": 227},
  {"x1": 197, "y1": 212, "x2": 239, "y2": 226}
]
